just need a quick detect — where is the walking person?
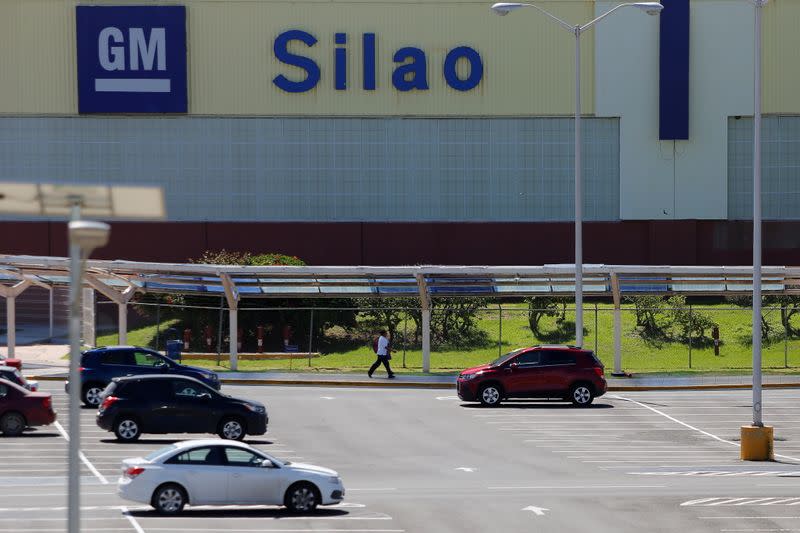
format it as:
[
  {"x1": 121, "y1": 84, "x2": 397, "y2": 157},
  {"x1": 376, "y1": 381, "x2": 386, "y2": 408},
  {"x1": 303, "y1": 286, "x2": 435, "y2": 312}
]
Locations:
[{"x1": 368, "y1": 329, "x2": 395, "y2": 379}]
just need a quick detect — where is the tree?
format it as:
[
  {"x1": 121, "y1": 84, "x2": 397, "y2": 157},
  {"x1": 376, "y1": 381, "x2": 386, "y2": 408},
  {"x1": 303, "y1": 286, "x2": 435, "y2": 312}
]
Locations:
[
  {"x1": 728, "y1": 295, "x2": 771, "y2": 341},
  {"x1": 525, "y1": 297, "x2": 564, "y2": 336},
  {"x1": 356, "y1": 297, "x2": 418, "y2": 344},
  {"x1": 666, "y1": 295, "x2": 718, "y2": 342},
  {"x1": 625, "y1": 295, "x2": 668, "y2": 338}
]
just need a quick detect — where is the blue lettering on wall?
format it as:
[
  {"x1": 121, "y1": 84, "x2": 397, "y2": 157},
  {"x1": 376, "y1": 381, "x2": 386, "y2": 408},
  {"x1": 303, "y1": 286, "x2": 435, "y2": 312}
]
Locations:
[
  {"x1": 392, "y1": 47, "x2": 429, "y2": 92},
  {"x1": 271, "y1": 31, "x2": 483, "y2": 93},
  {"x1": 273, "y1": 30, "x2": 321, "y2": 93},
  {"x1": 443, "y1": 46, "x2": 483, "y2": 91},
  {"x1": 362, "y1": 33, "x2": 376, "y2": 90},
  {"x1": 335, "y1": 32, "x2": 347, "y2": 90}
]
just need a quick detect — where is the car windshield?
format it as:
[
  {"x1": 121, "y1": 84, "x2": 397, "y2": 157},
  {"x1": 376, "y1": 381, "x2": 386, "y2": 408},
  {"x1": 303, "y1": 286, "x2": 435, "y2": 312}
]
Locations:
[
  {"x1": 145, "y1": 444, "x2": 177, "y2": 462},
  {"x1": 490, "y1": 348, "x2": 526, "y2": 367}
]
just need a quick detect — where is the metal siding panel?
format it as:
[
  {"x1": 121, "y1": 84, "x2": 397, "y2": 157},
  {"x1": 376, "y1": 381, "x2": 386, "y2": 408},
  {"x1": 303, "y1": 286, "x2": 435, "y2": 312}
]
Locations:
[
  {"x1": 0, "y1": 1, "x2": 76, "y2": 114},
  {"x1": 763, "y1": 0, "x2": 800, "y2": 114}
]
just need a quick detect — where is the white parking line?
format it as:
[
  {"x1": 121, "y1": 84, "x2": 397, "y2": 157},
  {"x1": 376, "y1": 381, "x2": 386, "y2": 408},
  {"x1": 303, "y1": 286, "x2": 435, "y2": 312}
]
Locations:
[
  {"x1": 53, "y1": 421, "x2": 109, "y2": 484},
  {"x1": 122, "y1": 505, "x2": 146, "y2": 533},
  {"x1": 611, "y1": 395, "x2": 800, "y2": 462}
]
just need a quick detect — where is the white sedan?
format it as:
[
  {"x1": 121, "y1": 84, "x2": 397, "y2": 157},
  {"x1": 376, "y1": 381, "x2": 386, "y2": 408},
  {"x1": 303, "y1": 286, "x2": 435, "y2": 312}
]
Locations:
[{"x1": 118, "y1": 439, "x2": 344, "y2": 514}]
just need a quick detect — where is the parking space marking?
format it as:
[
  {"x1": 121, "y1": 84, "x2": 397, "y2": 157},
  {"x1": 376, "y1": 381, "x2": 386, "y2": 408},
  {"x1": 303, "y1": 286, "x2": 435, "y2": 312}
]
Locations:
[
  {"x1": 54, "y1": 421, "x2": 109, "y2": 484},
  {"x1": 683, "y1": 497, "x2": 800, "y2": 507},
  {"x1": 121, "y1": 506, "x2": 146, "y2": 533},
  {"x1": 488, "y1": 484, "x2": 666, "y2": 490}
]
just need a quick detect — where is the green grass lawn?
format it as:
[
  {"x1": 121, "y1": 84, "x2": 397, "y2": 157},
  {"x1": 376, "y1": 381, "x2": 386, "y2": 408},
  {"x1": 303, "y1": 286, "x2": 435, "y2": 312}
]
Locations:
[{"x1": 94, "y1": 304, "x2": 800, "y2": 375}]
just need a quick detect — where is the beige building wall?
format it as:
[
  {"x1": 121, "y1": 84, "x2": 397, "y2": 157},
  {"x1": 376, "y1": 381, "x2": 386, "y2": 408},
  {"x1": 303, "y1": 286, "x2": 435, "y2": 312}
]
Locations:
[
  {"x1": 0, "y1": 0, "x2": 595, "y2": 116},
  {"x1": 763, "y1": 0, "x2": 800, "y2": 114}
]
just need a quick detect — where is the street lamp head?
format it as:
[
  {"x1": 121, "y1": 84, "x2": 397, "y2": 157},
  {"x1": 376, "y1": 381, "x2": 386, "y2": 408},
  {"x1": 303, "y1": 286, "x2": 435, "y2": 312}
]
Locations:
[
  {"x1": 491, "y1": 2, "x2": 525, "y2": 15},
  {"x1": 68, "y1": 220, "x2": 110, "y2": 253},
  {"x1": 632, "y1": 2, "x2": 664, "y2": 15}
]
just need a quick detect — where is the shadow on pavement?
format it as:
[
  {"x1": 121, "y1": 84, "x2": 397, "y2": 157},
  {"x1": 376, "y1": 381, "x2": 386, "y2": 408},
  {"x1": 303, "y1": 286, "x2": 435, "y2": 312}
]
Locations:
[
  {"x1": 128, "y1": 508, "x2": 350, "y2": 518},
  {"x1": 460, "y1": 402, "x2": 614, "y2": 409}
]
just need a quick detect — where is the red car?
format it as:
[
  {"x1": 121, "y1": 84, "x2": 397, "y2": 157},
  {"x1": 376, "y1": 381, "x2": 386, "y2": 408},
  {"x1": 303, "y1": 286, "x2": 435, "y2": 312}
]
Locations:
[
  {"x1": 0, "y1": 355, "x2": 22, "y2": 370},
  {"x1": 0, "y1": 378, "x2": 56, "y2": 436},
  {"x1": 457, "y1": 345, "x2": 607, "y2": 407}
]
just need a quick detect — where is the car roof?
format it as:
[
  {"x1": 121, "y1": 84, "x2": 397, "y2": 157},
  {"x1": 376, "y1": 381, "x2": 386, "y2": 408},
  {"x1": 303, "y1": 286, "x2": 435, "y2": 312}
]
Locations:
[
  {"x1": 533, "y1": 344, "x2": 586, "y2": 351},
  {"x1": 89, "y1": 345, "x2": 149, "y2": 352},
  {"x1": 113, "y1": 374, "x2": 202, "y2": 384},
  {"x1": 170, "y1": 439, "x2": 253, "y2": 451}
]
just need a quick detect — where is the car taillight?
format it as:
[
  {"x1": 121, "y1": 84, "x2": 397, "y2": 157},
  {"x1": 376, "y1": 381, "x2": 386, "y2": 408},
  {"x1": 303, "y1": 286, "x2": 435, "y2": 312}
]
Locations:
[
  {"x1": 100, "y1": 395, "x2": 119, "y2": 411},
  {"x1": 79, "y1": 367, "x2": 85, "y2": 373},
  {"x1": 593, "y1": 367, "x2": 605, "y2": 378},
  {"x1": 124, "y1": 466, "x2": 145, "y2": 478},
  {"x1": 42, "y1": 396, "x2": 52, "y2": 410}
]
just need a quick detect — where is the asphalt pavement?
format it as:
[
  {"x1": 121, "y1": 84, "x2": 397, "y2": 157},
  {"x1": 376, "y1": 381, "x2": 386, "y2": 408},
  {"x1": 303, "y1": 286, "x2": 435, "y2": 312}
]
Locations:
[{"x1": 3, "y1": 383, "x2": 800, "y2": 532}]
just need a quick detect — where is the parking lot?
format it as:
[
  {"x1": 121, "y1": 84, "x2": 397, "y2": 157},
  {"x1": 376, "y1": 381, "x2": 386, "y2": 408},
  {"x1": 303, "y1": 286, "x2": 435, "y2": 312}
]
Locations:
[{"x1": 3, "y1": 383, "x2": 800, "y2": 532}]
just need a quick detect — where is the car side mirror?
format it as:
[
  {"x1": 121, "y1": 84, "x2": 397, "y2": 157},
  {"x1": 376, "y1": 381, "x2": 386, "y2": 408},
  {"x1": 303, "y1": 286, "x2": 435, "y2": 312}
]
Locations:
[
  {"x1": 261, "y1": 459, "x2": 275, "y2": 468},
  {"x1": 507, "y1": 362, "x2": 519, "y2": 371},
  {"x1": 197, "y1": 392, "x2": 212, "y2": 400}
]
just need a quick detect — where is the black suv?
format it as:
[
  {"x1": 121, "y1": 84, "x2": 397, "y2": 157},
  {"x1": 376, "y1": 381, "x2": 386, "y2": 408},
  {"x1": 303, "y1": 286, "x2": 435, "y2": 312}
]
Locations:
[
  {"x1": 96, "y1": 375, "x2": 267, "y2": 442},
  {"x1": 68, "y1": 346, "x2": 220, "y2": 406}
]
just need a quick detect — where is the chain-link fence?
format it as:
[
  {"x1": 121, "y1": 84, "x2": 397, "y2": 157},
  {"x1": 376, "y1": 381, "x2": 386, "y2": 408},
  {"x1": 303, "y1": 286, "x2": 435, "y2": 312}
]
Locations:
[{"x1": 94, "y1": 296, "x2": 800, "y2": 373}]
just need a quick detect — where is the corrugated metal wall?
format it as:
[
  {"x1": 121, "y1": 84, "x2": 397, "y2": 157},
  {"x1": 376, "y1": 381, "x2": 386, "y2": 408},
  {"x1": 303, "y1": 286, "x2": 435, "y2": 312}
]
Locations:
[{"x1": 0, "y1": 0, "x2": 594, "y2": 116}]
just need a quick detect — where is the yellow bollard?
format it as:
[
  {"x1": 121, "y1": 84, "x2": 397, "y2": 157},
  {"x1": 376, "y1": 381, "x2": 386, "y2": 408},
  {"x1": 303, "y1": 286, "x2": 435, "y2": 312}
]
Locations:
[{"x1": 741, "y1": 425, "x2": 774, "y2": 461}]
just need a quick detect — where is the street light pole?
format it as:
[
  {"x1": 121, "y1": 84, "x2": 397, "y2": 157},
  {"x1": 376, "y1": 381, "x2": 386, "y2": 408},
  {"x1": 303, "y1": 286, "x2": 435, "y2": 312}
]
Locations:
[
  {"x1": 752, "y1": 0, "x2": 763, "y2": 430},
  {"x1": 490, "y1": 2, "x2": 663, "y2": 348},
  {"x1": 574, "y1": 26, "x2": 583, "y2": 347},
  {"x1": 67, "y1": 202, "x2": 82, "y2": 533},
  {"x1": 741, "y1": 0, "x2": 773, "y2": 461}
]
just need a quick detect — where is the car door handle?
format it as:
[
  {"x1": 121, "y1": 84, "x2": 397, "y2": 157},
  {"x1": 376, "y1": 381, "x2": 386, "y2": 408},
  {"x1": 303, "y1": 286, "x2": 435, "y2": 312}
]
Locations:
[{"x1": 232, "y1": 473, "x2": 242, "y2": 478}]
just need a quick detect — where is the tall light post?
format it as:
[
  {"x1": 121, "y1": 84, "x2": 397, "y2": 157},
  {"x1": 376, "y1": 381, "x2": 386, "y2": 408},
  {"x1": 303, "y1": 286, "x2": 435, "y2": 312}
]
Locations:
[
  {"x1": 491, "y1": 1, "x2": 663, "y2": 347},
  {"x1": 742, "y1": 0, "x2": 773, "y2": 461},
  {"x1": 67, "y1": 214, "x2": 110, "y2": 533}
]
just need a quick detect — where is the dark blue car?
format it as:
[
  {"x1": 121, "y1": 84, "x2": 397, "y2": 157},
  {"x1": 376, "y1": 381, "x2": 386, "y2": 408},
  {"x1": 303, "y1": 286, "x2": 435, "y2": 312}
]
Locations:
[{"x1": 67, "y1": 346, "x2": 220, "y2": 406}]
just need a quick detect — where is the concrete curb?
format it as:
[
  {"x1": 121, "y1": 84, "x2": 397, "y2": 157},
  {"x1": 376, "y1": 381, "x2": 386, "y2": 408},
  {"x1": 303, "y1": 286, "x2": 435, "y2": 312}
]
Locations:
[{"x1": 27, "y1": 374, "x2": 800, "y2": 391}]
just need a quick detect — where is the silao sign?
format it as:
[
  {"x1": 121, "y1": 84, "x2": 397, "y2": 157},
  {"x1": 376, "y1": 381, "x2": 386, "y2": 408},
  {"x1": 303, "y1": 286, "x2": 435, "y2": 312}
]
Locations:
[{"x1": 272, "y1": 30, "x2": 485, "y2": 93}]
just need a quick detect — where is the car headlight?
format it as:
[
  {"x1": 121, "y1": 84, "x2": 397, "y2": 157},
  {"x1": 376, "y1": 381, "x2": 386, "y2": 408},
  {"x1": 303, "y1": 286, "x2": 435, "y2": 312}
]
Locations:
[
  {"x1": 328, "y1": 476, "x2": 342, "y2": 484},
  {"x1": 459, "y1": 373, "x2": 477, "y2": 381},
  {"x1": 244, "y1": 403, "x2": 266, "y2": 414}
]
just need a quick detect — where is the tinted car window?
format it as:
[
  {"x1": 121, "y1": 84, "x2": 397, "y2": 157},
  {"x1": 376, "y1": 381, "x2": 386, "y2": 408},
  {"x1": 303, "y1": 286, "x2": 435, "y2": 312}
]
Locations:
[
  {"x1": 172, "y1": 380, "x2": 208, "y2": 398},
  {"x1": 166, "y1": 446, "x2": 222, "y2": 466},
  {"x1": 101, "y1": 351, "x2": 132, "y2": 366},
  {"x1": 541, "y1": 351, "x2": 577, "y2": 365},
  {"x1": 119, "y1": 380, "x2": 173, "y2": 400},
  {"x1": 133, "y1": 350, "x2": 166, "y2": 367},
  {"x1": 223, "y1": 447, "x2": 264, "y2": 467},
  {"x1": 0, "y1": 383, "x2": 7, "y2": 398},
  {"x1": 514, "y1": 351, "x2": 541, "y2": 366}
]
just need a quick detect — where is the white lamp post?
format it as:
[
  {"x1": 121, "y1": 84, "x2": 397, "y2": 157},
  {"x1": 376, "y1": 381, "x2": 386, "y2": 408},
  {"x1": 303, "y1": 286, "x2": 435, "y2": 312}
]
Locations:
[
  {"x1": 491, "y1": 1, "x2": 663, "y2": 347},
  {"x1": 67, "y1": 215, "x2": 110, "y2": 533},
  {"x1": 742, "y1": 0, "x2": 773, "y2": 461}
]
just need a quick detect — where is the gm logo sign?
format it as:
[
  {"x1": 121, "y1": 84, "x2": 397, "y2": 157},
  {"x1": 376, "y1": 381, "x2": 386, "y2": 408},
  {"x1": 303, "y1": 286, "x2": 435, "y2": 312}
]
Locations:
[{"x1": 76, "y1": 6, "x2": 187, "y2": 113}]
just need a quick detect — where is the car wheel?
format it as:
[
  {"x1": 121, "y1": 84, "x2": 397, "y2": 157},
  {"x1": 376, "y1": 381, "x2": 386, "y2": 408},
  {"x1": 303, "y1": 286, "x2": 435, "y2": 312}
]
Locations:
[
  {"x1": 570, "y1": 384, "x2": 594, "y2": 407},
  {"x1": 114, "y1": 417, "x2": 141, "y2": 442},
  {"x1": 0, "y1": 412, "x2": 26, "y2": 437},
  {"x1": 285, "y1": 482, "x2": 319, "y2": 513},
  {"x1": 152, "y1": 484, "x2": 187, "y2": 515},
  {"x1": 478, "y1": 384, "x2": 503, "y2": 407},
  {"x1": 218, "y1": 417, "x2": 245, "y2": 440},
  {"x1": 82, "y1": 385, "x2": 105, "y2": 407}
]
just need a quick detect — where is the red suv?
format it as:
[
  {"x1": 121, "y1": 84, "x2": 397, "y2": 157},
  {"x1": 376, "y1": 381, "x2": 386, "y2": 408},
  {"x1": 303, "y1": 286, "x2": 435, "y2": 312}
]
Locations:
[{"x1": 457, "y1": 345, "x2": 607, "y2": 407}]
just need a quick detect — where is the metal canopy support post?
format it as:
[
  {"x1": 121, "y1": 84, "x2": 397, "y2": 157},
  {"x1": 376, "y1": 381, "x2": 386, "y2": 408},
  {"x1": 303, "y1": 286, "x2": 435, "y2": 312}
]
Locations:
[
  {"x1": 0, "y1": 279, "x2": 32, "y2": 358},
  {"x1": 85, "y1": 274, "x2": 137, "y2": 346},
  {"x1": 6, "y1": 296, "x2": 15, "y2": 358},
  {"x1": 49, "y1": 287, "x2": 54, "y2": 341},
  {"x1": 610, "y1": 273, "x2": 624, "y2": 376},
  {"x1": 416, "y1": 274, "x2": 431, "y2": 373},
  {"x1": 220, "y1": 273, "x2": 240, "y2": 371}
]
